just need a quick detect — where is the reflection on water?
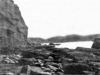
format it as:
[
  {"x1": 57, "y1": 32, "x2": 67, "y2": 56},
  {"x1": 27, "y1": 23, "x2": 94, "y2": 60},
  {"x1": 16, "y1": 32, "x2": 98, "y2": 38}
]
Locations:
[{"x1": 55, "y1": 41, "x2": 93, "y2": 49}]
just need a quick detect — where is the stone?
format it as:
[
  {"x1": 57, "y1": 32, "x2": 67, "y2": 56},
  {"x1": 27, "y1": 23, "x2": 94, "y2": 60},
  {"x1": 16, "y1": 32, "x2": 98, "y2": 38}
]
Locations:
[
  {"x1": 48, "y1": 65, "x2": 58, "y2": 71},
  {"x1": 91, "y1": 38, "x2": 100, "y2": 49},
  {"x1": 0, "y1": 0, "x2": 28, "y2": 47},
  {"x1": 18, "y1": 58, "x2": 34, "y2": 66},
  {"x1": 54, "y1": 72, "x2": 64, "y2": 75},
  {"x1": 1, "y1": 56, "x2": 15, "y2": 64},
  {"x1": 61, "y1": 57, "x2": 74, "y2": 64},
  {"x1": 44, "y1": 56, "x2": 53, "y2": 62},
  {"x1": 63, "y1": 63, "x2": 92, "y2": 74},
  {"x1": 20, "y1": 65, "x2": 31, "y2": 75},
  {"x1": 37, "y1": 59, "x2": 44, "y2": 67},
  {"x1": 5, "y1": 59, "x2": 15, "y2": 64},
  {"x1": 92, "y1": 42, "x2": 100, "y2": 49},
  {"x1": 5, "y1": 72, "x2": 15, "y2": 75},
  {"x1": 83, "y1": 71, "x2": 95, "y2": 75},
  {"x1": 41, "y1": 67, "x2": 51, "y2": 72},
  {"x1": 20, "y1": 65, "x2": 52, "y2": 75}
]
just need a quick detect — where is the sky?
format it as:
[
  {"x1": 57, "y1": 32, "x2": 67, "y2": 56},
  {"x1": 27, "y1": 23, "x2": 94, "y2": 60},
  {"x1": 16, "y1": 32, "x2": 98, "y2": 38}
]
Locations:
[{"x1": 14, "y1": 0, "x2": 100, "y2": 39}]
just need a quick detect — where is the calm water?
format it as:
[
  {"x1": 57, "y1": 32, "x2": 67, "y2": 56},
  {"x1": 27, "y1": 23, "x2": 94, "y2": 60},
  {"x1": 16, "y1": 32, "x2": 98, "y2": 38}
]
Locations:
[
  {"x1": 55, "y1": 41, "x2": 93, "y2": 49},
  {"x1": 42, "y1": 41, "x2": 93, "y2": 49}
]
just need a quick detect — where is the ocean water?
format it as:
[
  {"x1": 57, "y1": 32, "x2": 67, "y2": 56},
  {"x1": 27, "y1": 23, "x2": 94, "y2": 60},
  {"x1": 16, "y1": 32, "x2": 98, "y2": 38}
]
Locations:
[
  {"x1": 42, "y1": 41, "x2": 93, "y2": 49},
  {"x1": 55, "y1": 41, "x2": 93, "y2": 49}
]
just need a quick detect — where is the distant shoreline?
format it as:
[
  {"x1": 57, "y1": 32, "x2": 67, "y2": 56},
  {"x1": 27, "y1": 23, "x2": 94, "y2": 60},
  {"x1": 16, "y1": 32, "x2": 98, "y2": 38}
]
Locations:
[{"x1": 28, "y1": 34, "x2": 100, "y2": 43}]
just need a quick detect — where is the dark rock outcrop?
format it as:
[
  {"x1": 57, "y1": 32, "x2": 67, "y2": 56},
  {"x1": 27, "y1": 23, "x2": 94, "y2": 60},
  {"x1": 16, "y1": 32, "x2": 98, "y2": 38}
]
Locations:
[
  {"x1": 0, "y1": 0, "x2": 28, "y2": 47},
  {"x1": 92, "y1": 38, "x2": 100, "y2": 49}
]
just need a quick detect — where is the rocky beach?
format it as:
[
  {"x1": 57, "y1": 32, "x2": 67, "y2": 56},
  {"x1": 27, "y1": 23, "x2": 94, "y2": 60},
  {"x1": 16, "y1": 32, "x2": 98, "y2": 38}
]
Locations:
[
  {"x1": 0, "y1": 0, "x2": 100, "y2": 75},
  {"x1": 0, "y1": 39, "x2": 100, "y2": 75}
]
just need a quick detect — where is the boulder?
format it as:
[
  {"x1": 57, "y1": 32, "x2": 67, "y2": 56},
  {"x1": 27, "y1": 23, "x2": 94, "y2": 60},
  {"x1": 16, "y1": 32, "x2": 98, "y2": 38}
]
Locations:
[
  {"x1": 0, "y1": 0, "x2": 28, "y2": 47},
  {"x1": 63, "y1": 63, "x2": 92, "y2": 74},
  {"x1": 20, "y1": 65, "x2": 51, "y2": 75},
  {"x1": 20, "y1": 65, "x2": 31, "y2": 75},
  {"x1": 92, "y1": 42, "x2": 100, "y2": 49},
  {"x1": 18, "y1": 58, "x2": 35, "y2": 66},
  {"x1": 92, "y1": 38, "x2": 100, "y2": 49}
]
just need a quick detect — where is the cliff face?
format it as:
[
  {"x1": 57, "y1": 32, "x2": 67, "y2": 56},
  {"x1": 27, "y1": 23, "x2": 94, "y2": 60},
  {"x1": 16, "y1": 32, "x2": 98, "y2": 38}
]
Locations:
[{"x1": 0, "y1": 0, "x2": 28, "y2": 46}]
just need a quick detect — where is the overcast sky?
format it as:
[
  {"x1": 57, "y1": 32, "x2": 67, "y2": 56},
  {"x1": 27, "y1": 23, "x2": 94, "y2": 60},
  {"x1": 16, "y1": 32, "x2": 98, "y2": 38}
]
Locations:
[{"x1": 14, "y1": 0, "x2": 100, "y2": 39}]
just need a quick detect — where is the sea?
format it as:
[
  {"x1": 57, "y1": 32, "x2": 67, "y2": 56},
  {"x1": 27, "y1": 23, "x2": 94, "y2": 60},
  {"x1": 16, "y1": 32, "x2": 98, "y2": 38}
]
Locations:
[{"x1": 42, "y1": 41, "x2": 93, "y2": 49}]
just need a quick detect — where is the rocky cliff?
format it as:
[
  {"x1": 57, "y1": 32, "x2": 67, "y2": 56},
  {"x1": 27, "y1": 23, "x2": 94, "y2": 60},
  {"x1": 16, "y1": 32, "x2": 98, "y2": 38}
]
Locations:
[{"x1": 0, "y1": 0, "x2": 28, "y2": 46}]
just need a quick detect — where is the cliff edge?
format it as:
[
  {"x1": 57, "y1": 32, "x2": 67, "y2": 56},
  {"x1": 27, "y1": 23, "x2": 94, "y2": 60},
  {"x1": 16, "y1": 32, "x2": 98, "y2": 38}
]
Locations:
[{"x1": 0, "y1": 0, "x2": 28, "y2": 46}]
